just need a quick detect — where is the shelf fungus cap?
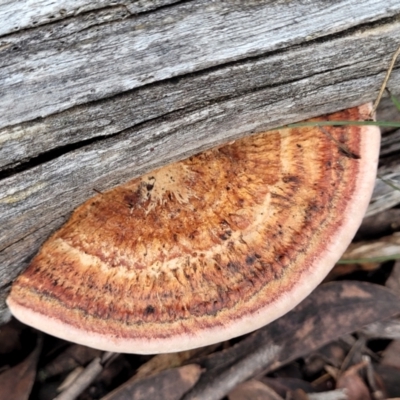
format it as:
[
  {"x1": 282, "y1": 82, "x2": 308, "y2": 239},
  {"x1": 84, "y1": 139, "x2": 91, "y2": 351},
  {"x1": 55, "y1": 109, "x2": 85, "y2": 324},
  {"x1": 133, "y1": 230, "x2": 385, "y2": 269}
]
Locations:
[{"x1": 7, "y1": 104, "x2": 380, "y2": 354}]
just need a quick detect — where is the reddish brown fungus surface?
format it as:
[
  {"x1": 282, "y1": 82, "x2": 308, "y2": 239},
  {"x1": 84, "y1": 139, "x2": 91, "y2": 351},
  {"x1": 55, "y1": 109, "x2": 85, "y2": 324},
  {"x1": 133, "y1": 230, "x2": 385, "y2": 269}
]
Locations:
[{"x1": 7, "y1": 104, "x2": 380, "y2": 353}]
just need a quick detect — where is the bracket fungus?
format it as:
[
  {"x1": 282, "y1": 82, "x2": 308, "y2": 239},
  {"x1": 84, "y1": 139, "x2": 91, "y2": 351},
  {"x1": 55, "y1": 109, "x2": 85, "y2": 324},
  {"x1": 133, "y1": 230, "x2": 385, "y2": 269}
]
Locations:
[{"x1": 7, "y1": 104, "x2": 380, "y2": 354}]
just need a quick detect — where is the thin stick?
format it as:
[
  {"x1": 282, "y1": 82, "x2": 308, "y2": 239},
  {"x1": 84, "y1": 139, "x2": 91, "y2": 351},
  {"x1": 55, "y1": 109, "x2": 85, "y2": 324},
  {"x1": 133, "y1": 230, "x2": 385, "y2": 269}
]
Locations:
[
  {"x1": 54, "y1": 352, "x2": 116, "y2": 400},
  {"x1": 372, "y1": 44, "x2": 400, "y2": 114},
  {"x1": 182, "y1": 344, "x2": 281, "y2": 400}
]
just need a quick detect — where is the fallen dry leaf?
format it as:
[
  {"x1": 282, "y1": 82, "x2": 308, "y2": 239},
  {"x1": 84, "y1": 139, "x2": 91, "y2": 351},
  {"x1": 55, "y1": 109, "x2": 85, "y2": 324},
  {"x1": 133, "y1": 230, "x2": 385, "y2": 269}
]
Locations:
[
  {"x1": 260, "y1": 377, "x2": 315, "y2": 398},
  {"x1": 228, "y1": 379, "x2": 284, "y2": 400},
  {"x1": 134, "y1": 345, "x2": 217, "y2": 381},
  {"x1": 336, "y1": 361, "x2": 371, "y2": 400},
  {"x1": 326, "y1": 262, "x2": 380, "y2": 281},
  {"x1": 374, "y1": 364, "x2": 400, "y2": 398},
  {"x1": 0, "y1": 319, "x2": 24, "y2": 356},
  {"x1": 0, "y1": 335, "x2": 41, "y2": 400},
  {"x1": 382, "y1": 340, "x2": 400, "y2": 370},
  {"x1": 182, "y1": 281, "x2": 400, "y2": 400},
  {"x1": 304, "y1": 340, "x2": 348, "y2": 377},
  {"x1": 102, "y1": 364, "x2": 202, "y2": 400}
]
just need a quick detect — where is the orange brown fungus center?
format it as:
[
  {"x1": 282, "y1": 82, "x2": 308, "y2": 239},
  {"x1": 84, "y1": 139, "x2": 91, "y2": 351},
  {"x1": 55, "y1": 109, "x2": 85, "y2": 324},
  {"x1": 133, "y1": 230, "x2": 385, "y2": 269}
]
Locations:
[{"x1": 7, "y1": 105, "x2": 379, "y2": 352}]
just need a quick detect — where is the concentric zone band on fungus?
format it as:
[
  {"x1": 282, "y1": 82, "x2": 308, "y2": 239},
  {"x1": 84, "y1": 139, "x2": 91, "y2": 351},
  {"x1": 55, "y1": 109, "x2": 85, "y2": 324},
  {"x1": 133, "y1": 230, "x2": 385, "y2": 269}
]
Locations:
[{"x1": 7, "y1": 104, "x2": 380, "y2": 354}]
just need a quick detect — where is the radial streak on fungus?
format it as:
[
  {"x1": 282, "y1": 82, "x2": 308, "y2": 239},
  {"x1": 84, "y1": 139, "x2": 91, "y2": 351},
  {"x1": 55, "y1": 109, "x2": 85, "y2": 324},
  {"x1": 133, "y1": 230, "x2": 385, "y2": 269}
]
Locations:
[{"x1": 7, "y1": 104, "x2": 380, "y2": 354}]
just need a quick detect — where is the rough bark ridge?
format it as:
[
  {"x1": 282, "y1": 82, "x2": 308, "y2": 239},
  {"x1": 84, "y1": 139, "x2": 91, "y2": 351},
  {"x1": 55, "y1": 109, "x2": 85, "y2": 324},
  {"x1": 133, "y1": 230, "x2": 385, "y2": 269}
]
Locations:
[{"x1": 1, "y1": 0, "x2": 400, "y2": 323}]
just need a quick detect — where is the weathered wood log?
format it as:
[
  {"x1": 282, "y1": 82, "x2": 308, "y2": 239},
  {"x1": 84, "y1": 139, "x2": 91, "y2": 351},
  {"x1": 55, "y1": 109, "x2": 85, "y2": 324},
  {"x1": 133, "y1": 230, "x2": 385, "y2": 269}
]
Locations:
[
  {"x1": 1, "y1": 0, "x2": 400, "y2": 323},
  {"x1": 369, "y1": 97, "x2": 400, "y2": 217}
]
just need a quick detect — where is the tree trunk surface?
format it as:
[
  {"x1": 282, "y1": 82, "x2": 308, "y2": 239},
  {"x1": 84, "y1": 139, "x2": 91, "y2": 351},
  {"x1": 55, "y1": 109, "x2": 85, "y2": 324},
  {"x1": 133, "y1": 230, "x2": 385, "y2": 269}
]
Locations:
[{"x1": 1, "y1": 0, "x2": 400, "y2": 322}]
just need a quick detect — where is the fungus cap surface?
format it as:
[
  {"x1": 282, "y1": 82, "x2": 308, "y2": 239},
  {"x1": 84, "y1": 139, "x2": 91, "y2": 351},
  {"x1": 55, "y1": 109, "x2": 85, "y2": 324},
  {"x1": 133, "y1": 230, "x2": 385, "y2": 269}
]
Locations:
[{"x1": 7, "y1": 104, "x2": 380, "y2": 354}]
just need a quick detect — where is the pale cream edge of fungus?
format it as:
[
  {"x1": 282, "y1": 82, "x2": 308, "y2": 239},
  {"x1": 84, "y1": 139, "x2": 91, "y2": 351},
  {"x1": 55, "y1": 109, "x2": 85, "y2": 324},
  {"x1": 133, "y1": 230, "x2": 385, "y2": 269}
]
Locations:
[{"x1": 7, "y1": 116, "x2": 381, "y2": 354}]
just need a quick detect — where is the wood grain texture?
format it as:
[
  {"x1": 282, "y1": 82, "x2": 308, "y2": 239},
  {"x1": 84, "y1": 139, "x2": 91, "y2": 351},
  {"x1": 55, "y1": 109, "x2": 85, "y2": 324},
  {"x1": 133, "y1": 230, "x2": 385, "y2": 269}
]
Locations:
[
  {"x1": 369, "y1": 98, "x2": 400, "y2": 217},
  {"x1": 370, "y1": 150, "x2": 400, "y2": 216},
  {"x1": 2, "y1": 0, "x2": 400, "y2": 128},
  {"x1": 1, "y1": 0, "x2": 399, "y2": 323},
  {"x1": 0, "y1": 0, "x2": 181, "y2": 36}
]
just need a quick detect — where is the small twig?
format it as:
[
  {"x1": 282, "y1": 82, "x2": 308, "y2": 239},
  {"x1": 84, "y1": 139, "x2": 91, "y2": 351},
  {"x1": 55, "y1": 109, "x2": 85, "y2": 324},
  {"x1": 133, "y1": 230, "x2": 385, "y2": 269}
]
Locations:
[
  {"x1": 57, "y1": 367, "x2": 85, "y2": 392},
  {"x1": 182, "y1": 344, "x2": 281, "y2": 400},
  {"x1": 324, "y1": 365, "x2": 340, "y2": 381},
  {"x1": 311, "y1": 372, "x2": 333, "y2": 387},
  {"x1": 363, "y1": 355, "x2": 384, "y2": 400},
  {"x1": 340, "y1": 336, "x2": 380, "y2": 363},
  {"x1": 372, "y1": 44, "x2": 400, "y2": 114},
  {"x1": 340, "y1": 336, "x2": 366, "y2": 373},
  {"x1": 54, "y1": 352, "x2": 116, "y2": 400},
  {"x1": 308, "y1": 389, "x2": 348, "y2": 400}
]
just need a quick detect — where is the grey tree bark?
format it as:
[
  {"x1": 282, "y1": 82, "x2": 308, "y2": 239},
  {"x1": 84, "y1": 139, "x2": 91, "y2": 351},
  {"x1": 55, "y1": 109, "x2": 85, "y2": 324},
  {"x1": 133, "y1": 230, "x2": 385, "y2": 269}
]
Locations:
[{"x1": 1, "y1": 0, "x2": 399, "y2": 323}]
